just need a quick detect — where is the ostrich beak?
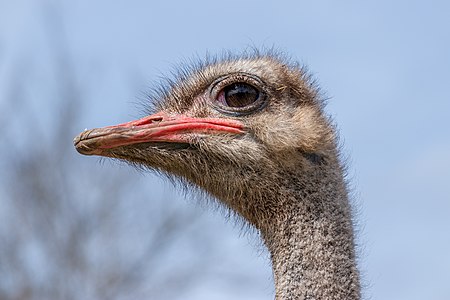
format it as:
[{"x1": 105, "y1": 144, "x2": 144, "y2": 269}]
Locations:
[{"x1": 74, "y1": 112, "x2": 244, "y2": 156}]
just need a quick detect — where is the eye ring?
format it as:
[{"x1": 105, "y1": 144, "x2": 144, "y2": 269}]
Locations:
[{"x1": 209, "y1": 73, "x2": 268, "y2": 116}]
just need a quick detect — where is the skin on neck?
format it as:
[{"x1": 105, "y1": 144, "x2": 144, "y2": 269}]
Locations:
[
  {"x1": 254, "y1": 162, "x2": 361, "y2": 300},
  {"x1": 265, "y1": 209, "x2": 360, "y2": 299}
]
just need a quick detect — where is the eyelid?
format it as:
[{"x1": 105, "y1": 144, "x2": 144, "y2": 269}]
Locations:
[{"x1": 209, "y1": 72, "x2": 264, "y2": 93}]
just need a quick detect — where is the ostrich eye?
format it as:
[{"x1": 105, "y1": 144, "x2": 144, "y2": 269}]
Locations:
[
  {"x1": 210, "y1": 74, "x2": 267, "y2": 116},
  {"x1": 218, "y1": 83, "x2": 259, "y2": 108}
]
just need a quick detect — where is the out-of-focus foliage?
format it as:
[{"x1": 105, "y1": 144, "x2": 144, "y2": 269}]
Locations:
[{"x1": 0, "y1": 6, "x2": 267, "y2": 300}]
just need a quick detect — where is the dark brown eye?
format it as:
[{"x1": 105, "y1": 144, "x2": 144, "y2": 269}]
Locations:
[{"x1": 218, "y1": 83, "x2": 259, "y2": 108}]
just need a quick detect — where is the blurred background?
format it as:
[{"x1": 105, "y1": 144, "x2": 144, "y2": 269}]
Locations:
[{"x1": 0, "y1": 0, "x2": 449, "y2": 299}]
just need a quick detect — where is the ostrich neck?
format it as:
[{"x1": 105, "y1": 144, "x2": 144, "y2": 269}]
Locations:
[{"x1": 259, "y1": 168, "x2": 361, "y2": 300}]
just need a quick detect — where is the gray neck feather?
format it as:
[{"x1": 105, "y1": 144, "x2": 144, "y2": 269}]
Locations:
[{"x1": 258, "y1": 165, "x2": 361, "y2": 299}]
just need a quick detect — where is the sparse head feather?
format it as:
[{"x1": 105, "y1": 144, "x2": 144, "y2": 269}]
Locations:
[
  {"x1": 144, "y1": 50, "x2": 324, "y2": 111},
  {"x1": 118, "y1": 50, "x2": 341, "y2": 225}
]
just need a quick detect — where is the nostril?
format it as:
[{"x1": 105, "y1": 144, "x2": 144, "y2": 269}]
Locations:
[
  {"x1": 132, "y1": 115, "x2": 165, "y2": 126},
  {"x1": 151, "y1": 116, "x2": 164, "y2": 122}
]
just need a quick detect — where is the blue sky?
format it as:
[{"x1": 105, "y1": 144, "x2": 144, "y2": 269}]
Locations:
[{"x1": 1, "y1": 1, "x2": 449, "y2": 299}]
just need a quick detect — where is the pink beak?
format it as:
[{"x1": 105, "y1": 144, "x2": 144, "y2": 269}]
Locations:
[{"x1": 74, "y1": 112, "x2": 244, "y2": 156}]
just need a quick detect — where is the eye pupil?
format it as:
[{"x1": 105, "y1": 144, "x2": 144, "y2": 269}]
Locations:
[{"x1": 223, "y1": 83, "x2": 259, "y2": 107}]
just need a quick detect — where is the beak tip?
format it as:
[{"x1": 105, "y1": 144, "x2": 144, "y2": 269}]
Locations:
[
  {"x1": 74, "y1": 143, "x2": 97, "y2": 156},
  {"x1": 73, "y1": 131, "x2": 97, "y2": 156}
]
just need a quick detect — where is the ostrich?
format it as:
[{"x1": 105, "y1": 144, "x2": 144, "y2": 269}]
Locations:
[{"x1": 74, "y1": 52, "x2": 361, "y2": 299}]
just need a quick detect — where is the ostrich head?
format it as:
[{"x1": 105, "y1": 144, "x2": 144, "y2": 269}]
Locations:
[{"x1": 74, "y1": 54, "x2": 336, "y2": 229}]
